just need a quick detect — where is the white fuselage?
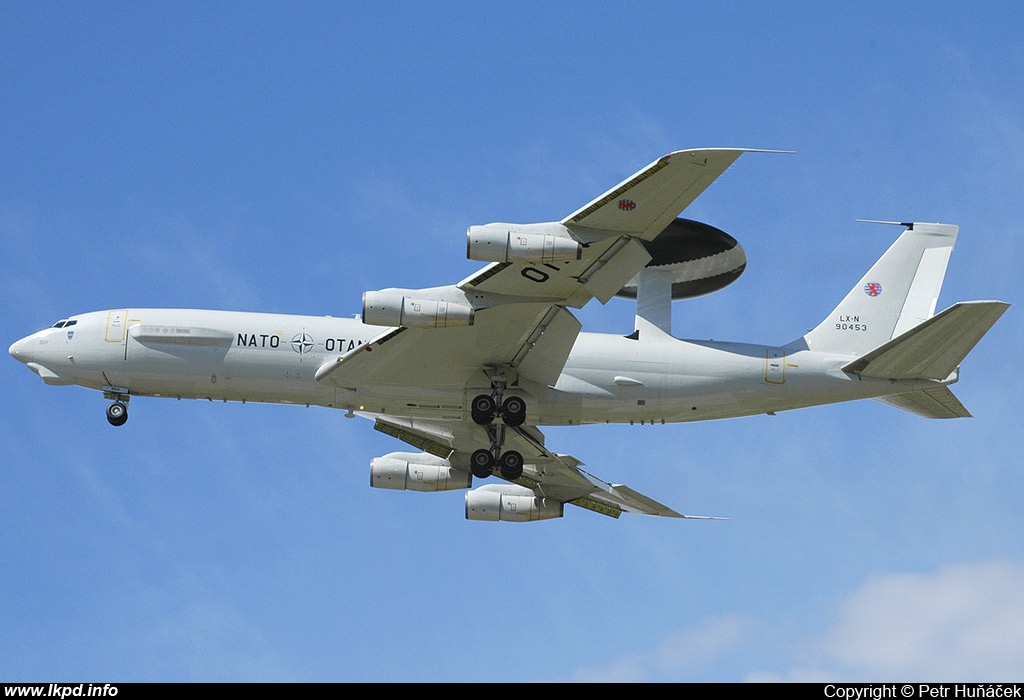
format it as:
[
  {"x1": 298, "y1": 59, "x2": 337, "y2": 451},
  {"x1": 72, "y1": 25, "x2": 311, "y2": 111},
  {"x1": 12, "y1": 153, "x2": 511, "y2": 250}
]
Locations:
[{"x1": 10, "y1": 308, "x2": 936, "y2": 426}]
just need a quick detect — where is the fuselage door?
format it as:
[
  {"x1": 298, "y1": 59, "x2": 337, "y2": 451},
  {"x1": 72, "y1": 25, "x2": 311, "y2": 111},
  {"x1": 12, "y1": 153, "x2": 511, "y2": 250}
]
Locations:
[
  {"x1": 765, "y1": 348, "x2": 785, "y2": 384},
  {"x1": 105, "y1": 310, "x2": 129, "y2": 343}
]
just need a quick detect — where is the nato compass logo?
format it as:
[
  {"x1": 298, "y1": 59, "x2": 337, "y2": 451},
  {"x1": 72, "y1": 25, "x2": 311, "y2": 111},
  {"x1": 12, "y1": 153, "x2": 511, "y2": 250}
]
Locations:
[
  {"x1": 618, "y1": 199, "x2": 637, "y2": 211},
  {"x1": 291, "y1": 332, "x2": 314, "y2": 354},
  {"x1": 864, "y1": 282, "x2": 883, "y2": 297}
]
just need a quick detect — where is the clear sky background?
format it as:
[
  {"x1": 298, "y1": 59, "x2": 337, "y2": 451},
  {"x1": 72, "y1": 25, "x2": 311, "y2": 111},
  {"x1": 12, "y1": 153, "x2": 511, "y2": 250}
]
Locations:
[{"x1": 2, "y1": 2, "x2": 1022, "y2": 682}]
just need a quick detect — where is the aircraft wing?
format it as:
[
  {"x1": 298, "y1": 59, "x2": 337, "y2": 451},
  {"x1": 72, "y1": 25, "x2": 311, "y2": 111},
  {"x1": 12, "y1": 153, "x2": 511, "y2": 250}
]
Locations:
[
  {"x1": 319, "y1": 149, "x2": 748, "y2": 520},
  {"x1": 317, "y1": 302, "x2": 581, "y2": 391},
  {"x1": 459, "y1": 148, "x2": 753, "y2": 307},
  {"x1": 318, "y1": 149, "x2": 753, "y2": 392},
  {"x1": 371, "y1": 414, "x2": 722, "y2": 520}
]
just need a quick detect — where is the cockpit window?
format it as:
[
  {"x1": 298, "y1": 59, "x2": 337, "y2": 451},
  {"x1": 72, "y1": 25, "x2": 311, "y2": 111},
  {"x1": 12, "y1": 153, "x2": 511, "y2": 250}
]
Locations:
[{"x1": 51, "y1": 319, "x2": 69, "y2": 328}]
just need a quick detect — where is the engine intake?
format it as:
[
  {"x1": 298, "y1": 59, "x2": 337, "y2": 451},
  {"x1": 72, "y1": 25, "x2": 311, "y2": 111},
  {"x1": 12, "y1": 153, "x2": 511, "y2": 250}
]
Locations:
[
  {"x1": 465, "y1": 484, "x2": 564, "y2": 522},
  {"x1": 362, "y1": 291, "x2": 474, "y2": 328},
  {"x1": 467, "y1": 223, "x2": 582, "y2": 264},
  {"x1": 370, "y1": 452, "x2": 471, "y2": 492}
]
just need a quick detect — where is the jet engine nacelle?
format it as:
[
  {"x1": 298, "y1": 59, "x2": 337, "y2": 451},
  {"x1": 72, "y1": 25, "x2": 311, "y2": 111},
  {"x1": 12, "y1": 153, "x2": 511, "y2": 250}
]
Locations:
[
  {"x1": 370, "y1": 452, "x2": 471, "y2": 492},
  {"x1": 467, "y1": 223, "x2": 582, "y2": 264},
  {"x1": 464, "y1": 484, "x2": 564, "y2": 522},
  {"x1": 362, "y1": 291, "x2": 475, "y2": 328}
]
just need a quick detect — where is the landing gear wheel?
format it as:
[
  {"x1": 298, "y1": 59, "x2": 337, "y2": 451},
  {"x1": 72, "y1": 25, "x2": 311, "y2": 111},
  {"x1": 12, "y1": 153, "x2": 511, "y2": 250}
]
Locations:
[
  {"x1": 471, "y1": 394, "x2": 497, "y2": 425},
  {"x1": 498, "y1": 450, "x2": 524, "y2": 480},
  {"x1": 470, "y1": 449, "x2": 494, "y2": 478},
  {"x1": 500, "y1": 396, "x2": 526, "y2": 427},
  {"x1": 106, "y1": 402, "x2": 128, "y2": 427}
]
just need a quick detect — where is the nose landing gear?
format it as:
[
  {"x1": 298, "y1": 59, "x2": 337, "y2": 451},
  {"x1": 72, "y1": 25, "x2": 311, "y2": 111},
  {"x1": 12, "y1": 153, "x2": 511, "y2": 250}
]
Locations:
[
  {"x1": 103, "y1": 387, "x2": 130, "y2": 426},
  {"x1": 106, "y1": 401, "x2": 128, "y2": 426}
]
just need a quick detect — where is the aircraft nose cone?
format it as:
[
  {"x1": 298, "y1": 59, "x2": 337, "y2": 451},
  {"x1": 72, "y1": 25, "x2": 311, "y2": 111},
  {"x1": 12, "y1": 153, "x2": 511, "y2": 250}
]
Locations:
[
  {"x1": 10, "y1": 338, "x2": 25, "y2": 362},
  {"x1": 9, "y1": 336, "x2": 33, "y2": 364}
]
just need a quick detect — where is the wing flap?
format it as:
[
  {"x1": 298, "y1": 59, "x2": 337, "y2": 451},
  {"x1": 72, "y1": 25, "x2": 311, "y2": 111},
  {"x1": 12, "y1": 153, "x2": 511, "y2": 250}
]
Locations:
[
  {"x1": 373, "y1": 417, "x2": 455, "y2": 458},
  {"x1": 512, "y1": 306, "x2": 582, "y2": 387}
]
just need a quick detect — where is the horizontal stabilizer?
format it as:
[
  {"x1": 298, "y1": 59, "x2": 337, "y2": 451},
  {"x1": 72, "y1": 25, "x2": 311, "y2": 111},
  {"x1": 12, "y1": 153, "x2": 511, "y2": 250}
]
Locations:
[
  {"x1": 873, "y1": 386, "x2": 972, "y2": 419},
  {"x1": 842, "y1": 300, "x2": 1009, "y2": 380}
]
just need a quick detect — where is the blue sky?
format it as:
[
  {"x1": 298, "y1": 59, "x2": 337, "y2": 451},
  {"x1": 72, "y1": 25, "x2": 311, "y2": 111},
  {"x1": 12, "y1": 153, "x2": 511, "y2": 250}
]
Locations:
[{"x1": 2, "y1": 2, "x2": 1022, "y2": 682}]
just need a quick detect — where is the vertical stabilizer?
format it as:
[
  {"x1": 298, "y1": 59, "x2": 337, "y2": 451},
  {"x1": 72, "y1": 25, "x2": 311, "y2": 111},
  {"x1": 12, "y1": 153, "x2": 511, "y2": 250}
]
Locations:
[{"x1": 802, "y1": 222, "x2": 958, "y2": 355}]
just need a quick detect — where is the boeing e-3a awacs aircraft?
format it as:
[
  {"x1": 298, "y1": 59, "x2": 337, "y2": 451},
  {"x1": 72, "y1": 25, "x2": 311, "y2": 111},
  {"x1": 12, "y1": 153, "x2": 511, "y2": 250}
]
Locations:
[{"x1": 10, "y1": 149, "x2": 1010, "y2": 522}]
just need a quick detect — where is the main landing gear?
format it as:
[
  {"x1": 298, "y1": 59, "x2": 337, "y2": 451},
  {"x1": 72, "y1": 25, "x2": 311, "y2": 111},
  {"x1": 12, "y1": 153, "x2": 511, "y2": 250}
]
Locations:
[
  {"x1": 470, "y1": 447, "x2": 524, "y2": 481},
  {"x1": 469, "y1": 388, "x2": 526, "y2": 481},
  {"x1": 470, "y1": 394, "x2": 526, "y2": 428}
]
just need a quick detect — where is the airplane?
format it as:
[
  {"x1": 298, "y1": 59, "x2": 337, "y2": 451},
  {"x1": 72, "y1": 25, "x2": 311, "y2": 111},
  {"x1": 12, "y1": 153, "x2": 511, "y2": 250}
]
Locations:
[{"x1": 9, "y1": 148, "x2": 1010, "y2": 523}]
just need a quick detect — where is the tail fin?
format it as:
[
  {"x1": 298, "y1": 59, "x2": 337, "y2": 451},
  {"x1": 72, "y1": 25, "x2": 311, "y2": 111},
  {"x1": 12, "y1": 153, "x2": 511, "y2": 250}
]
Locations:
[{"x1": 802, "y1": 222, "x2": 958, "y2": 355}]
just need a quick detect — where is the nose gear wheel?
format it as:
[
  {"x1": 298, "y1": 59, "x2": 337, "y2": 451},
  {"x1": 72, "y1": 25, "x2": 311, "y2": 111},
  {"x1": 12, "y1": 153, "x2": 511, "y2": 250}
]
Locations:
[{"x1": 106, "y1": 402, "x2": 128, "y2": 426}]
